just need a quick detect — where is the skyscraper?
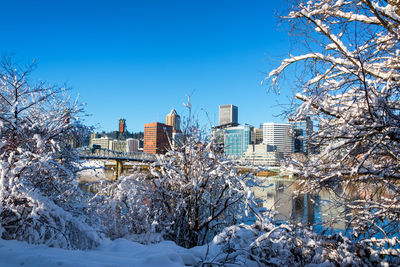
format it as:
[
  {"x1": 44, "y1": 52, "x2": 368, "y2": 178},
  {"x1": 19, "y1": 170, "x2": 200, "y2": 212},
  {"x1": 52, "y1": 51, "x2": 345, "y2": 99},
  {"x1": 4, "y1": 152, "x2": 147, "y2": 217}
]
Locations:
[
  {"x1": 144, "y1": 122, "x2": 172, "y2": 155},
  {"x1": 219, "y1": 104, "x2": 238, "y2": 126},
  {"x1": 166, "y1": 108, "x2": 181, "y2": 133},
  {"x1": 288, "y1": 117, "x2": 313, "y2": 154},
  {"x1": 262, "y1": 123, "x2": 294, "y2": 157}
]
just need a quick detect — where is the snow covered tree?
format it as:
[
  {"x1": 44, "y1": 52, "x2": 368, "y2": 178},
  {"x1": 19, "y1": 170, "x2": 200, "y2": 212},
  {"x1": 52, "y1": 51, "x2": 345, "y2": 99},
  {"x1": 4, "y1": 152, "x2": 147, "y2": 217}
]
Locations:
[
  {"x1": 269, "y1": 0, "x2": 400, "y2": 260},
  {"x1": 96, "y1": 108, "x2": 253, "y2": 248},
  {"x1": 0, "y1": 57, "x2": 101, "y2": 249},
  {"x1": 202, "y1": 221, "x2": 369, "y2": 266},
  {"x1": 148, "y1": 134, "x2": 252, "y2": 248}
]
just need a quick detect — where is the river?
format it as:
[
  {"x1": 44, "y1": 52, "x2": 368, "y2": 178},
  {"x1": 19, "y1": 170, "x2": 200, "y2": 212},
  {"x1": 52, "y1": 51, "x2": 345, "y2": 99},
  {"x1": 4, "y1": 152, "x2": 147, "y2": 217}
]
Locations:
[
  {"x1": 79, "y1": 161, "x2": 352, "y2": 235},
  {"x1": 251, "y1": 176, "x2": 350, "y2": 235}
]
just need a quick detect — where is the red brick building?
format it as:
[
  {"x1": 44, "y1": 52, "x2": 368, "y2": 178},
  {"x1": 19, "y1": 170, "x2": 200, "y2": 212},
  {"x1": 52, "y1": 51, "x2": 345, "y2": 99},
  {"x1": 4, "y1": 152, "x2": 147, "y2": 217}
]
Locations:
[{"x1": 144, "y1": 122, "x2": 172, "y2": 154}]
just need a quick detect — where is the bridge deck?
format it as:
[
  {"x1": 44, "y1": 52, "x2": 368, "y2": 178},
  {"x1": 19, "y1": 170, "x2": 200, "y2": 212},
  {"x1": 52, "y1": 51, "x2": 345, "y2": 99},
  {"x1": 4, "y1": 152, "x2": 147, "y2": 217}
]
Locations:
[{"x1": 78, "y1": 148, "x2": 156, "y2": 162}]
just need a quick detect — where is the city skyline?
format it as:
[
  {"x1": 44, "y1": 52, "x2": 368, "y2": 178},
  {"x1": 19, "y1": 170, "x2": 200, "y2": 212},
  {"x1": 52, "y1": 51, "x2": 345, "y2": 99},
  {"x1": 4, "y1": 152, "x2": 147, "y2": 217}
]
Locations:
[{"x1": 0, "y1": 0, "x2": 295, "y2": 132}]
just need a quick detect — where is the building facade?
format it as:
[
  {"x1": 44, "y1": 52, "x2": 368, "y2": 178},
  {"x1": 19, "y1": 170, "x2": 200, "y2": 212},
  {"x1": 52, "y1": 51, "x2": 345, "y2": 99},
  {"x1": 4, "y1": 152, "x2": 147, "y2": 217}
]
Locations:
[
  {"x1": 224, "y1": 124, "x2": 252, "y2": 157},
  {"x1": 166, "y1": 108, "x2": 181, "y2": 133},
  {"x1": 253, "y1": 128, "x2": 263, "y2": 144},
  {"x1": 90, "y1": 136, "x2": 112, "y2": 150},
  {"x1": 117, "y1": 118, "x2": 128, "y2": 139},
  {"x1": 90, "y1": 136, "x2": 140, "y2": 153},
  {"x1": 119, "y1": 119, "x2": 126, "y2": 134},
  {"x1": 242, "y1": 143, "x2": 280, "y2": 166},
  {"x1": 144, "y1": 122, "x2": 172, "y2": 154},
  {"x1": 111, "y1": 140, "x2": 126, "y2": 152},
  {"x1": 262, "y1": 123, "x2": 293, "y2": 157},
  {"x1": 126, "y1": 138, "x2": 139, "y2": 152},
  {"x1": 219, "y1": 104, "x2": 238, "y2": 126},
  {"x1": 166, "y1": 109, "x2": 182, "y2": 149},
  {"x1": 288, "y1": 117, "x2": 313, "y2": 154}
]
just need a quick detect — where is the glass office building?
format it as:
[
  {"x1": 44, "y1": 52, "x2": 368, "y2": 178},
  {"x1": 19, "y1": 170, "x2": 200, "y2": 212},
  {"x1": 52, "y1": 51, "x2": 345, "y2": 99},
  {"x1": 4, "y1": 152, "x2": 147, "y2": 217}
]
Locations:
[
  {"x1": 288, "y1": 117, "x2": 313, "y2": 154},
  {"x1": 262, "y1": 123, "x2": 294, "y2": 157},
  {"x1": 224, "y1": 125, "x2": 252, "y2": 157}
]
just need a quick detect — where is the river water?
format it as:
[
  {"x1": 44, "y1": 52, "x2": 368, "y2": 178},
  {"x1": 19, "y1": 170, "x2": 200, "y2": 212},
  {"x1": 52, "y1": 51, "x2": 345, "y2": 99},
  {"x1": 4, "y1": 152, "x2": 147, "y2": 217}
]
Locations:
[
  {"x1": 79, "y1": 161, "x2": 350, "y2": 234},
  {"x1": 252, "y1": 176, "x2": 349, "y2": 235}
]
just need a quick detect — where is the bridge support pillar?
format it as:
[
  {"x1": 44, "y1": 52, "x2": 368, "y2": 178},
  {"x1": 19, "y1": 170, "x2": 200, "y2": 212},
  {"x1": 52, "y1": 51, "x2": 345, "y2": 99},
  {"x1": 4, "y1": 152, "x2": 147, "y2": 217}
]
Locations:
[{"x1": 115, "y1": 160, "x2": 123, "y2": 180}]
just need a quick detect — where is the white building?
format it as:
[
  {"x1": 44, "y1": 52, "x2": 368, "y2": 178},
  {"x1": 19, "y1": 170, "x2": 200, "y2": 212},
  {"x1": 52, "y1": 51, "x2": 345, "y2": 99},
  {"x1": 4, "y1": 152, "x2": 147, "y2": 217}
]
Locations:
[
  {"x1": 126, "y1": 138, "x2": 139, "y2": 152},
  {"x1": 90, "y1": 136, "x2": 112, "y2": 150},
  {"x1": 111, "y1": 140, "x2": 126, "y2": 152},
  {"x1": 112, "y1": 139, "x2": 140, "y2": 152},
  {"x1": 242, "y1": 143, "x2": 280, "y2": 166},
  {"x1": 262, "y1": 123, "x2": 293, "y2": 157},
  {"x1": 90, "y1": 137, "x2": 140, "y2": 153}
]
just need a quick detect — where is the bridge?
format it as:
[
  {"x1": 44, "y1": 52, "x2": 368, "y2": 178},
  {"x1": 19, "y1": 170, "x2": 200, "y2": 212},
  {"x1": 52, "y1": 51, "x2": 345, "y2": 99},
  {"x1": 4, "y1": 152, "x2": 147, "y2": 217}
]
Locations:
[
  {"x1": 78, "y1": 147, "x2": 283, "y2": 180},
  {"x1": 79, "y1": 147, "x2": 156, "y2": 162},
  {"x1": 78, "y1": 147, "x2": 156, "y2": 179}
]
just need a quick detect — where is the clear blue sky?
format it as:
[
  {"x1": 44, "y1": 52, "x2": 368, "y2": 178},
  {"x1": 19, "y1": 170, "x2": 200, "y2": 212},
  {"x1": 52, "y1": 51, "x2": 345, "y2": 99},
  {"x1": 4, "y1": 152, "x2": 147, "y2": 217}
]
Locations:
[{"x1": 0, "y1": 0, "x2": 294, "y2": 132}]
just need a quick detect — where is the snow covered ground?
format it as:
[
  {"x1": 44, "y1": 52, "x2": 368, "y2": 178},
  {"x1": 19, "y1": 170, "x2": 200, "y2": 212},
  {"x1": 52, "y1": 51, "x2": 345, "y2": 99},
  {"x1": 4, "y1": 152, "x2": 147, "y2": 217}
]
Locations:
[
  {"x1": 0, "y1": 238, "x2": 204, "y2": 267},
  {"x1": 0, "y1": 222, "x2": 368, "y2": 267}
]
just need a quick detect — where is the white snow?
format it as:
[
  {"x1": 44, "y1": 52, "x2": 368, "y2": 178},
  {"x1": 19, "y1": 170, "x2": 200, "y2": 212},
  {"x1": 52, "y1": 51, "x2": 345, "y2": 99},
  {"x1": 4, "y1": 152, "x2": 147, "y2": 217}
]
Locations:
[
  {"x1": 0, "y1": 238, "x2": 201, "y2": 267},
  {"x1": 0, "y1": 220, "x2": 367, "y2": 267},
  {"x1": 77, "y1": 160, "x2": 106, "y2": 182}
]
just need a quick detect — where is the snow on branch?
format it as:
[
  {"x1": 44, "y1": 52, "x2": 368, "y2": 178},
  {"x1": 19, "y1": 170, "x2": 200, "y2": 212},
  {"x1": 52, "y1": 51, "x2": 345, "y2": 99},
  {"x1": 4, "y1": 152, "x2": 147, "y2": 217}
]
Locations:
[
  {"x1": 267, "y1": 0, "x2": 400, "y2": 261},
  {"x1": 0, "y1": 57, "x2": 99, "y2": 249}
]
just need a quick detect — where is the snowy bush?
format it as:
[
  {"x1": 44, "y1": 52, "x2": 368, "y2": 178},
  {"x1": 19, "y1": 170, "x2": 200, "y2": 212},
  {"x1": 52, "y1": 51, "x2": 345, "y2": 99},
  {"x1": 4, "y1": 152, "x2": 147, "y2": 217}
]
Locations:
[
  {"x1": 89, "y1": 175, "x2": 157, "y2": 242},
  {"x1": 0, "y1": 57, "x2": 101, "y2": 249},
  {"x1": 96, "y1": 110, "x2": 253, "y2": 248},
  {"x1": 148, "y1": 136, "x2": 252, "y2": 248},
  {"x1": 269, "y1": 0, "x2": 400, "y2": 260},
  {"x1": 201, "y1": 220, "x2": 374, "y2": 266}
]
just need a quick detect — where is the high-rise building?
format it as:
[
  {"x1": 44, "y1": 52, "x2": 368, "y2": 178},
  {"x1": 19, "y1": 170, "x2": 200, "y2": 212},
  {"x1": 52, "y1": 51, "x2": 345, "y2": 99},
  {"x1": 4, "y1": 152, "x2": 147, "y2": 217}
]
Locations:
[
  {"x1": 219, "y1": 104, "x2": 238, "y2": 126},
  {"x1": 144, "y1": 122, "x2": 172, "y2": 155},
  {"x1": 211, "y1": 128, "x2": 225, "y2": 149},
  {"x1": 224, "y1": 124, "x2": 253, "y2": 157},
  {"x1": 262, "y1": 123, "x2": 293, "y2": 157},
  {"x1": 166, "y1": 109, "x2": 182, "y2": 149},
  {"x1": 288, "y1": 117, "x2": 313, "y2": 154},
  {"x1": 166, "y1": 109, "x2": 181, "y2": 133}
]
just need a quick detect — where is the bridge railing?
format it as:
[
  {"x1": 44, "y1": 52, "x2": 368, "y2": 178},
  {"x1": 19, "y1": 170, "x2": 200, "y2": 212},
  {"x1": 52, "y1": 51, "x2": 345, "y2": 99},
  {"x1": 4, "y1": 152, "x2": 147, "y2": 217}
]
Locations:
[{"x1": 78, "y1": 147, "x2": 156, "y2": 161}]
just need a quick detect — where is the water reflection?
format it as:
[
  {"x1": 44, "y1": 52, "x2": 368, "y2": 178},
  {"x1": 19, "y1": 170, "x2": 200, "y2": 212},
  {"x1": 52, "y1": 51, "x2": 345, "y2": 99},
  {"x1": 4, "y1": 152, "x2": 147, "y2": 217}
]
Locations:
[{"x1": 252, "y1": 176, "x2": 350, "y2": 233}]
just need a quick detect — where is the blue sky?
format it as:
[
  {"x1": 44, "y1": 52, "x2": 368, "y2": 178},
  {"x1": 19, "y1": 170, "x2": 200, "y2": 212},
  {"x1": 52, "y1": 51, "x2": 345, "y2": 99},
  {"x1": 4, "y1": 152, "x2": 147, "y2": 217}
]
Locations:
[{"x1": 0, "y1": 0, "x2": 294, "y2": 132}]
